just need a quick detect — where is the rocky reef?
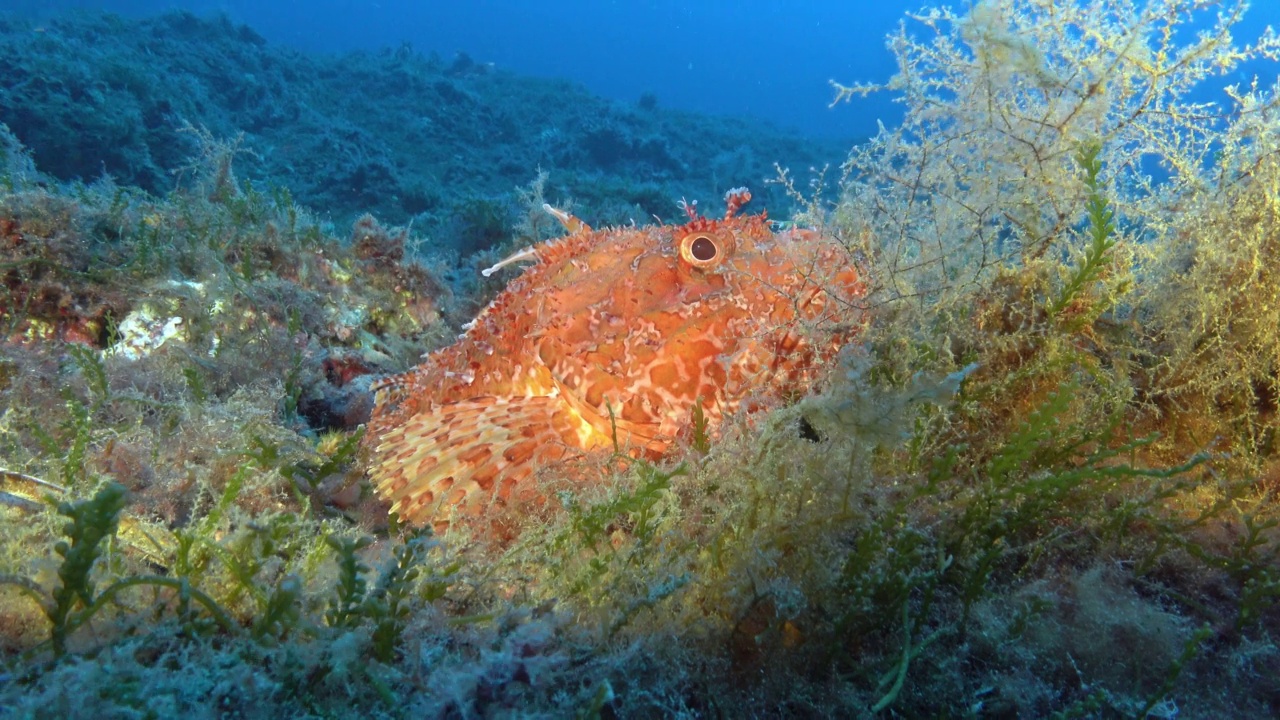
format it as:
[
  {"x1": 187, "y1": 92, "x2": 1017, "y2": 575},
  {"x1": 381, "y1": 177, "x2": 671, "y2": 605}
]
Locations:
[{"x1": 0, "y1": 10, "x2": 849, "y2": 254}]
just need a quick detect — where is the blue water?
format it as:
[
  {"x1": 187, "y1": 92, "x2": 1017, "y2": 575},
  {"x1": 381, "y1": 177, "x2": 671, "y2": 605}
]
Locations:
[{"x1": 7, "y1": 1, "x2": 1280, "y2": 142}]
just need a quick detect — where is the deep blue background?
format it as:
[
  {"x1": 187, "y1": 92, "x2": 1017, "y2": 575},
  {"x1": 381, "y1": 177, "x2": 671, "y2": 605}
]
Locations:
[{"x1": 6, "y1": 1, "x2": 1279, "y2": 141}]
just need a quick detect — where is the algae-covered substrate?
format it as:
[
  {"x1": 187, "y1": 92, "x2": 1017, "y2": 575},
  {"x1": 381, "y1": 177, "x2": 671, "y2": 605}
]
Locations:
[{"x1": 3, "y1": 1, "x2": 1280, "y2": 717}]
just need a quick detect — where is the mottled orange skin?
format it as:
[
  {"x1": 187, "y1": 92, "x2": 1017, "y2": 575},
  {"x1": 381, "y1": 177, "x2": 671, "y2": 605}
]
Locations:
[{"x1": 367, "y1": 203, "x2": 863, "y2": 532}]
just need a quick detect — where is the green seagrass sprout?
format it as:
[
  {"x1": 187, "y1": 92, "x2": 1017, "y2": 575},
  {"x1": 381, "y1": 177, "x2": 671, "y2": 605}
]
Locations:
[
  {"x1": 48, "y1": 481, "x2": 128, "y2": 657},
  {"x1": 1048, "y1": 140, "x2": 1117, "y2": 321}
]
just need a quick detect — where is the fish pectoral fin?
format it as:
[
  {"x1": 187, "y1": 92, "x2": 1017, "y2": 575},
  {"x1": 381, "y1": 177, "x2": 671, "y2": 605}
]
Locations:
[{"x1": 370, "y1": 395, "x2": 574, "y2": 528}]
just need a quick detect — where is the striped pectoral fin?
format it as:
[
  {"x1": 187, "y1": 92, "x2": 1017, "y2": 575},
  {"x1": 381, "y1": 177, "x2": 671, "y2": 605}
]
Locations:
[{"x1": 370, "y1": 395, "x2": 577, "y2": 528}]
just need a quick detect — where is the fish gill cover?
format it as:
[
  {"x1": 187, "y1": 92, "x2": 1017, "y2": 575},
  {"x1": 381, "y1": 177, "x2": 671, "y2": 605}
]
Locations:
[{"x1": 0, "y1": 1, "x2": 1279, "y2": 718}]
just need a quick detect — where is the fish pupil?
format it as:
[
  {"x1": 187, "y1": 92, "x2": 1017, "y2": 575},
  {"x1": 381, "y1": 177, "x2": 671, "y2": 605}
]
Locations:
[{"x1": 690, "y1": 236, "x2": 717, "y2": 261}]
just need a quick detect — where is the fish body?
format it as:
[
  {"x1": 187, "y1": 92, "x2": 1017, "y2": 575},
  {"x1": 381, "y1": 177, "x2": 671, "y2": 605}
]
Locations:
[{"x1": 367, "y1": 194, "x2": 863, "y2": 531}]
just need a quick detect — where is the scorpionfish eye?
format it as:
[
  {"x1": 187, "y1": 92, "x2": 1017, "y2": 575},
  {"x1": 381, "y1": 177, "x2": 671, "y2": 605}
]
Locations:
[{"x1": 678, "y1": 229, "x2": 734, "y2": 270}]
